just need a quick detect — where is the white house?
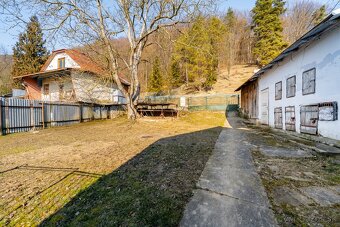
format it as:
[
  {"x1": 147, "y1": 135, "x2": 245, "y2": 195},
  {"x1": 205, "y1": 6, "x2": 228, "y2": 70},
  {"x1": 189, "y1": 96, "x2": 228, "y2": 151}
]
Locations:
[
  {"x1": 236, "y1": 9, "x2": 340, "y2": 140},
  {"x1": 15, "y1": 49, "x2": 129, "y2": 105}
]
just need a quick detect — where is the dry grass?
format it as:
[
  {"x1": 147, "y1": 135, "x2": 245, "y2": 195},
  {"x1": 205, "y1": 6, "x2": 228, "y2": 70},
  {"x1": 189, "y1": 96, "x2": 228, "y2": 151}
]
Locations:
[{"x1": 0, "y1": 111, "x2": 225, "y2": 226}]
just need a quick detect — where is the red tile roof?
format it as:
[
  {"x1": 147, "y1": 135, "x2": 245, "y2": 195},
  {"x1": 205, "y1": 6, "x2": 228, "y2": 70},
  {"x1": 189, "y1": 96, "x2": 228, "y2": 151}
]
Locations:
[{"x1": 39, "y1": 49, "x2": 130, "y2": 85}]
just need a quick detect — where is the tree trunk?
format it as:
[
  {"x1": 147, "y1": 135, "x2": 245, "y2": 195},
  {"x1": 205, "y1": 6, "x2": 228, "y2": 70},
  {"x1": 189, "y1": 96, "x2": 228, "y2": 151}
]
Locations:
[{"x1": 126, "y1": 97, "x2": 138, "y2": 120}]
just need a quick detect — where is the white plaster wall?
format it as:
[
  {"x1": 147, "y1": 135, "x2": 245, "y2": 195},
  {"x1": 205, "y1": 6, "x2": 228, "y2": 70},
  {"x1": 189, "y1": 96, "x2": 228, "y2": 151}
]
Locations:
[
  {"x1": 71, "y1": 71, "x2": 126, "y2": 104},
  {"x1": 45, "y1": 53, "x2": 80, "y2": 71},
  {"x1": 41, "y1": 78, "x2": 73, "y2": 101},
  {"x1": 258, "y1": 26, "x2": 340, "y2": 140}
]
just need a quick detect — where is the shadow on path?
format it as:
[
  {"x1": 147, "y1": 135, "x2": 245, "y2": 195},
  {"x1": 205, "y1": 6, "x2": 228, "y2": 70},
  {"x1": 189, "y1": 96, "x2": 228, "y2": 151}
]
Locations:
[{"x1": 40, "y1": 126, "x2": 223, "y2": 226}]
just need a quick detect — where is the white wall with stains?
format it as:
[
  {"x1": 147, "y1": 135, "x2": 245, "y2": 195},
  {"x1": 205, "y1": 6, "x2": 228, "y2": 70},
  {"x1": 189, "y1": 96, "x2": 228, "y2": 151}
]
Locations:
[
  {"x1": 71, "y1": 71, "x2": 126, "y2": 104},
  {"x1": 257, "y1": 26, "x2": 340, "y2": 140}
]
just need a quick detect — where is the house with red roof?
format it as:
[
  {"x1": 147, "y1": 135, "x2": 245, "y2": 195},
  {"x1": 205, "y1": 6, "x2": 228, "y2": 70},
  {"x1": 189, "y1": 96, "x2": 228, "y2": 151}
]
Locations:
[{"x1": 14, "y1": 49, "x2": 129, "y2": 104}]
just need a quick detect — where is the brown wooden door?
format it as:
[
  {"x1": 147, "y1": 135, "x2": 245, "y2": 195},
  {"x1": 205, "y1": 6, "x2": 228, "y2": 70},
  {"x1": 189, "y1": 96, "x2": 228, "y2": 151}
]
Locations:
[
  {"x1": 300, "y1": 105, "x2": 318, "y2": 135},
  {"x1": 285, "y1": 106, "x2": 296, "y2": 131},
  {"x1": 274, "y1": 107, "x2": 283, "y2": 129}
]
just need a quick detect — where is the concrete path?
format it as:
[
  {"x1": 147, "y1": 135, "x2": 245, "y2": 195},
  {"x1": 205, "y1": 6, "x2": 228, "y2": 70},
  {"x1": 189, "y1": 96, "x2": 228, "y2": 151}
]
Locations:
[{"x1": 180, "y1": 117, "x2": 277, "y2": 227}]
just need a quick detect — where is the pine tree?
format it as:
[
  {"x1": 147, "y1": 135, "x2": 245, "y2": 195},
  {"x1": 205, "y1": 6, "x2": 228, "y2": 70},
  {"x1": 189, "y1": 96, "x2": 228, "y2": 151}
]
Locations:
[
  {"x1": 148, "y1": 57, "x2": 163, "y2": 93},
  {"x1": 252, "y1": 0, "x2": 287, "y2": 66},
  {"x1": 224, "y1": 8, "x2": 236, "y2": 76},
  {"x1": 173, "y1": 16, "x2": 223, "y2": 90},
  {"x1": 170, "y1": 57, "x2": 182, "y2": 88},
  {"x1": 313, "y1": 5, "x2": 326, "y2": 26},
  {"x1": 12, "y1": 16, "x2": 49, "y2": 79}
]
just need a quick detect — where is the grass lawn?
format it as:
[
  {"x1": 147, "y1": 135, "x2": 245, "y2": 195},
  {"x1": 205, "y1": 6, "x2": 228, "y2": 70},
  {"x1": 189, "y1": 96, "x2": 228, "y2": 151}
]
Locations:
[{"x1": 0, "y1": 111, "x2": 225, "y2": 226}]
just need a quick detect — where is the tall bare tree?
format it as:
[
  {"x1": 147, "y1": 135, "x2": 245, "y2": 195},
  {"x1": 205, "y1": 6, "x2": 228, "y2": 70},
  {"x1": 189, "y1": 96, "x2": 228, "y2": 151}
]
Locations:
[
  {"x1": 0, "y1": 46, "x2": 12, "y2": 95},
  {"x1": 282, "y1": 0, "x2": 326, "y2": 45},
  {"x1": 0, "y1": 0, "x2": 213, "y2": 119}
]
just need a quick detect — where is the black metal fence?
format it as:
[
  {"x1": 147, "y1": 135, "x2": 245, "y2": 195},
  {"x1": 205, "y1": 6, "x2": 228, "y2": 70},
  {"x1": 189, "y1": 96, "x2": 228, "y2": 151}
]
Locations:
[{"x1": 0, "y1": 98, "x2": 126, "y2": 135}]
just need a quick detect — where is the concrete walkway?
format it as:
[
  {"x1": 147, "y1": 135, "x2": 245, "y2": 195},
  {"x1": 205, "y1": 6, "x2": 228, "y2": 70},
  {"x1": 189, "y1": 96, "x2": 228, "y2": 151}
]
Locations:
[{"x1": 180, "y1": 117, "x2": 277, "y2": 227}]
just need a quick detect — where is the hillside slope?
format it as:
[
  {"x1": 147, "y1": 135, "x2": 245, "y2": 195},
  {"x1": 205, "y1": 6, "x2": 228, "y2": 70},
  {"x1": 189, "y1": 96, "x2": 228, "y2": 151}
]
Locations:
[
  {"x1": 161, "y1": 64, "x2": 258, "y2": 96},
  {"x1": 212, "y1": 64, "x2": 258, "y2": 94}
]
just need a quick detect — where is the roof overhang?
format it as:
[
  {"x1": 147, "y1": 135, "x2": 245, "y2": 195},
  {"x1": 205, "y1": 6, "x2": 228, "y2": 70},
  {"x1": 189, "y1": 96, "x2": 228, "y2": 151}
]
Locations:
[
  {"x1": 14, "y1": 68, "x2": 131, "y2": 86},
  {"x1": 14, "y1": 68, "x2": 72, "y2": 79},
  {"x1": 235, "y1": 8, "x2": 340, "y2": 92}
]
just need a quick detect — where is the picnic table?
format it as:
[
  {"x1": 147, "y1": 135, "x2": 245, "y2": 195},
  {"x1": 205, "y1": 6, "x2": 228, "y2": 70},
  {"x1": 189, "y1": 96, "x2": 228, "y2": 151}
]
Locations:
[{"x1": 137, "y1": 102, "x2": 179, "y2": 118}]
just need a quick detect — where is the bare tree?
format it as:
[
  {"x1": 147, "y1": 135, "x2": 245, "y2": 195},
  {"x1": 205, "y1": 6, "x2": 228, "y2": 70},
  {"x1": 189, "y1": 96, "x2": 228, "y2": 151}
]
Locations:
[
  {"x1": 0, "y1": 0, "x2": 213, "y2": 119},
  {"x1": 282, "y1": 0, "x2": 325, "y2": 45},
  {"x1": 0, "y1": 46, "x2": 12, "y2": 95}
]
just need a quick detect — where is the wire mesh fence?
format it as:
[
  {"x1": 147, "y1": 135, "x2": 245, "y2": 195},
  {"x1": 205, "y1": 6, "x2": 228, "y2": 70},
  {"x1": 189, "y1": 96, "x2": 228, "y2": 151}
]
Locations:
[{"x1": 144, "y1": 94, "x2": 240, "y2": 111}]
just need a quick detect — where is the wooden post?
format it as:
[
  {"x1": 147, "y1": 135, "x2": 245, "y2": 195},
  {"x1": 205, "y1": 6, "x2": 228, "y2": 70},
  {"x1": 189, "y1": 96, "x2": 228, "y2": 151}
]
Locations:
[{"x1": 0, "y1": 98, "x2": 2, "y2": 136}]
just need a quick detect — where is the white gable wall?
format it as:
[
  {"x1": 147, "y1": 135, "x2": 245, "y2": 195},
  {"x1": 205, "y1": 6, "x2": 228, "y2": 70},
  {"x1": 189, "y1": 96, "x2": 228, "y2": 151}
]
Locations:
[
  {"x1": 258, "y1": 26, "x2": 340, "y2": 140},
  {"x1": 45, "y1": 53, "x2": 80, "y2": 71}
]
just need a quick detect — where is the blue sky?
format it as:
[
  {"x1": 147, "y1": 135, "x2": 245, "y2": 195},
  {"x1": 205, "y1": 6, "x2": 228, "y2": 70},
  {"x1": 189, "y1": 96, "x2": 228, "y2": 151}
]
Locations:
[{"x1": 0, "y1": 0, "x2": 336, "y2": 53}]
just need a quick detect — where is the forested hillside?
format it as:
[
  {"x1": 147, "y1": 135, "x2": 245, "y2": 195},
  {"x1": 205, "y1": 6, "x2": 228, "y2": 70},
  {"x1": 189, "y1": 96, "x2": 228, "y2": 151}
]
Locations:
[
  {"x1": 136, "y1": 0, "x2": 326, "y2": 94},
  {"x1": 0, "y1": 0, "x2": 328, "y2": 96}
]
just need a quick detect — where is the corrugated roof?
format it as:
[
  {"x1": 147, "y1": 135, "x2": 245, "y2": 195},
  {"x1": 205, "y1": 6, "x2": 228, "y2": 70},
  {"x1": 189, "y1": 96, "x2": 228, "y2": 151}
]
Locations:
[{"x1": 235, "y1": 8, "x2": 340, "y2": 91}]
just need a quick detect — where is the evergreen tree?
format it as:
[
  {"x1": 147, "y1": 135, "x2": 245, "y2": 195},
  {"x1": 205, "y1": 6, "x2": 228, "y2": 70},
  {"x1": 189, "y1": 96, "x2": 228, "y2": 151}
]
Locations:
[
  {"x1": 173, "y1": 16, "x2": 223, "y2": 90},
  {"x1": 148, "y1": 57, "x2": 163, "y2": 92},
  {"x1": 252, "y1": 0, "x2": 287, "y2": 66},
  {"x1": 12, "y1": 16, "x2": 49, "y2": 79},
  {"x1": 170, "y1": 57, "x2": 182, "y2": 88},
  {"x1": 224, "y1": 8, "x2": 236, "y2": 76},
  {"x1": 313, "y1": 5, "x2": 326, "y2": 26}
]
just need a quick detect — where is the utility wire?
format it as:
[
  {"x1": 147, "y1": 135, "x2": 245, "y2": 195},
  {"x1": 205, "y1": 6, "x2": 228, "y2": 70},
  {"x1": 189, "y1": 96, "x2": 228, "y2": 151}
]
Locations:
[{"x1": 330, "y1": 0, "x2": 340, "y2": 12}]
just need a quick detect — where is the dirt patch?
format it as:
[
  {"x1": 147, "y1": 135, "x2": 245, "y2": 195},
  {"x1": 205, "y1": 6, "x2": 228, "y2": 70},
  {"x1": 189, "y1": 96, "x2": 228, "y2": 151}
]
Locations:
[
  {"x1": 251, "y1": 131, "x2": 340, "y2": 226},
  {"x1": 0, "y1": 111, "x2": 225, "y2": 226}
]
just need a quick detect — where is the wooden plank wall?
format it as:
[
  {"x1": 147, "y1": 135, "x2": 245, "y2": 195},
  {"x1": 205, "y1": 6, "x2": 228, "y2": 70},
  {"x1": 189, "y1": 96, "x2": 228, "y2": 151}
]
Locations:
[{"x1": 240, "y1": 81, "x2": 258, "y2": 119}]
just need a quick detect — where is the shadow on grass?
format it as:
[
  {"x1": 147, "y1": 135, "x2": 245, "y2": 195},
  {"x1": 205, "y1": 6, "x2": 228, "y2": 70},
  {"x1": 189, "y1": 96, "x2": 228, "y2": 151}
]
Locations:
[{"x1": 40, "y1": 126, "x2": 223, "y2": 226}]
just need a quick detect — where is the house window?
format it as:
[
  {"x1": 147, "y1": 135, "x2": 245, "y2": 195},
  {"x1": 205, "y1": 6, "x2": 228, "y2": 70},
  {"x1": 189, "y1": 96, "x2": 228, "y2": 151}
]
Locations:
[
  {"x1": 58, "y1": 58, "x2": 66, "y2": 69},
  {"x1": 43, "y1": 84, "x2": 49, "y2": 95},
  {"x1": 286, "y1": 76, "x2": 296, "y2": 98},
  {"x1": 275, "y1": 81, "x2": 282, "y2": 100},
  {"x1": 302, "y1": 68, "x2": 316, "y2": 95}
]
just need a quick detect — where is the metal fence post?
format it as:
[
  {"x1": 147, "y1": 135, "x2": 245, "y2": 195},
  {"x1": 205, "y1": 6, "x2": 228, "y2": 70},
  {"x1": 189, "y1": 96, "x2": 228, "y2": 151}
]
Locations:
[
  {"x1": 30, "y1": 100, "x2": 35, "y2": 131},
  {"x1": 42, "y1": 102, "x2": 45, "y2": 129},
  {"x1": 0, "y1": 98, "x2": 2, "y2": 136},
  {"x1": 79, "y1": 103, "x2": 83, "y2": 123},
  {"x1": 205, "y1": 96, "x2": 208, "y2": 110}
]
